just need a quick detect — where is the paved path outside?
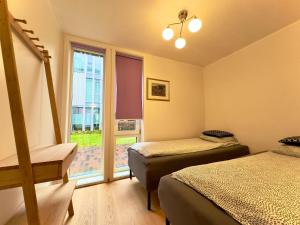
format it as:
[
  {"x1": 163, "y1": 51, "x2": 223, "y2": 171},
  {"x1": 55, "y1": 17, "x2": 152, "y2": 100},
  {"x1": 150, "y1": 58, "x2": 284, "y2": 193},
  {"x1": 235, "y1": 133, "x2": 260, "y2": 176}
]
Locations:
[{"x1": 69, "y1": 144, "x2": 130, "y2": 176}]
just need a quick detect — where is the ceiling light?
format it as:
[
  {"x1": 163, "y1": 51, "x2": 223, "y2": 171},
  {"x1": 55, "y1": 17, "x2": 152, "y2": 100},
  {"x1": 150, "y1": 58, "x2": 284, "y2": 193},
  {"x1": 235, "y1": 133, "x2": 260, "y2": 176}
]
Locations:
[
  {"x1": 162, "y1": 9, "x2": 202, "y2": 49},
  {"x1": 162, "y1": 27, "x2": 174, "y2": 40},
  {"x1": 188, "y1": 17, "x2": 202, "y2": 33},
  {"x1": 175, "y1": 38, "x2": 186, "y2": 49}
]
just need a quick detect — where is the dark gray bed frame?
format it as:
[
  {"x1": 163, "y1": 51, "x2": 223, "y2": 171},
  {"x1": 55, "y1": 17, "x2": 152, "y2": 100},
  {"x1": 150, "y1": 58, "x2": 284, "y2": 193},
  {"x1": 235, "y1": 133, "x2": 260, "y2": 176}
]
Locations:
[
  {"x1": 128, "y1": 144, "x2": 249, "y2": 210},
  {"x1": 159, "y1": 175, "x2": 241, "y2": 225}
]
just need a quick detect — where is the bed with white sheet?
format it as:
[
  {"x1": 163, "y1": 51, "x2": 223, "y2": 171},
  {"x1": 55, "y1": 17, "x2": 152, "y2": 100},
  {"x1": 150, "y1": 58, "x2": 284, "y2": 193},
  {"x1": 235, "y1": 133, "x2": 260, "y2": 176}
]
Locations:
[{"x1": 128, "y1": 132, "x2": 249, "y2": 210}]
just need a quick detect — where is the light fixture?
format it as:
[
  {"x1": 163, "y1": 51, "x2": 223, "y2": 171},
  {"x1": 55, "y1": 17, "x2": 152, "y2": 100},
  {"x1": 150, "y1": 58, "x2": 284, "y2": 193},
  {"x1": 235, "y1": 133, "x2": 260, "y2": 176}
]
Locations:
[
  {"x1": 162, "y1": 10, "x2": 202, "y2": 49},
  {"x1": 188, "y1": 17, "x2": 202, "y2": 33},
  {"x1": 162, "y1": 26, "x2": 174, "y2": 40},
  {"x1": 175, "y1": 37, "x2": 186, "y2": 49}
]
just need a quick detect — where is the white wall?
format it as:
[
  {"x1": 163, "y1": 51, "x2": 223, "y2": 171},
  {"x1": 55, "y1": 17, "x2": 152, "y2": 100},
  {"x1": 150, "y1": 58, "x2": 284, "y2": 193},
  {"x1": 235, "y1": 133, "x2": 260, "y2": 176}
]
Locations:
[
  {"x1": 143, "y1": 55, "x2": 204, "y2": 141},
  {"x1": 203, "y1": 20, "x2": 300, "y2": 153},
  {"x1": 0, "y1": 0, "x2": 62, "y2": 223}
]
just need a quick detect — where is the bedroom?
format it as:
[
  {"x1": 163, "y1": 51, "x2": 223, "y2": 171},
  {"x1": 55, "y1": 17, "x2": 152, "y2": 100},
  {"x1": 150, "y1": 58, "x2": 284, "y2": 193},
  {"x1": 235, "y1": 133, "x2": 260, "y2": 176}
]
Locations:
[{"x1": 0, "y1": 0, "x2": 299, "y2": 224}]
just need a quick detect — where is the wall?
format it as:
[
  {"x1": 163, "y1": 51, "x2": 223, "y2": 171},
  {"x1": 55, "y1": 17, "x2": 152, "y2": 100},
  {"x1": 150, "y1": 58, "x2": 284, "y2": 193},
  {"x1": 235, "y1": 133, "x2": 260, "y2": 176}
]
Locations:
[
  {"x1": 143, "y1": 55, "x2": 204, "y2": 141},
  {"x1": 203, "y1": 20, "x2": 300, "y2": 153},
  {"x1": 0, "y1": 0, "x2": 63, "y2": 223}
]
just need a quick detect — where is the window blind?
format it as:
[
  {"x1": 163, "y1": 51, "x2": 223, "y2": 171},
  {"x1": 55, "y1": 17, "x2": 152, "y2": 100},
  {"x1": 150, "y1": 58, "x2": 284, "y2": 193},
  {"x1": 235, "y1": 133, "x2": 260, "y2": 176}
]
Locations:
[{"x1": 115, "y1": 54, "x2": 143, "y2": 119}]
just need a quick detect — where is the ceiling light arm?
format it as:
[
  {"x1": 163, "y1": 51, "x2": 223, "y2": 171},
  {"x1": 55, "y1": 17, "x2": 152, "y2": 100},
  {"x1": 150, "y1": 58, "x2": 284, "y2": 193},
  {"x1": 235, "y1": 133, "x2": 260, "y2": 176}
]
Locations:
[
  {"x1": 166, "y1": 15, "x2": 197, "y2": 28},
  {"x1": 179, "y1": 22, "x2": 183, "y2": 37},
  {"x1": 167, "y1": 22, "x2": 182, "y2": 27},
  {"x1": 186, "y1": 15, "x2": 197, "y2": 22}
]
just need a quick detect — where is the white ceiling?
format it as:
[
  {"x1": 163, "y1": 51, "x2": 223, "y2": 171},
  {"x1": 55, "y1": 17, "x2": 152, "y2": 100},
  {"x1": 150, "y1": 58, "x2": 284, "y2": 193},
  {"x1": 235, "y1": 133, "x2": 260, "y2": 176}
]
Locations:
[{"x1": 49, "y1": 0, "x2": 300, "y2": 66}]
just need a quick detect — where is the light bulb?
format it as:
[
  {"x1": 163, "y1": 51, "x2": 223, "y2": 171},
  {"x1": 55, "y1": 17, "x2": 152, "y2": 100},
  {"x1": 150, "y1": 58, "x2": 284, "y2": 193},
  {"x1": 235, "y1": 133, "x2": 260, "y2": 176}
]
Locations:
[
  {"x1": 175, "y1": 38, "x2": 186, "y2": 49},
  {"x1": 188, "y1": 17, "x2": 202, "y2": 32},
  {"x1": 162, "y1": 27, "x2": 174, "y2": 40}
]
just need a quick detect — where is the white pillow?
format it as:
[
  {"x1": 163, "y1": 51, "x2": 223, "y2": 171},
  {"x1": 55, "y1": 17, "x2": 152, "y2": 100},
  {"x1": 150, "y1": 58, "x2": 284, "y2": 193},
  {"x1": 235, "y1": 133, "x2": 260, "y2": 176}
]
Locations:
[
  {"x1": 199, "y1": 134, "x2": 238, "y2": 143},
  {"x1": 272, "y1": 145, "x2": 300, "y2": 158}
]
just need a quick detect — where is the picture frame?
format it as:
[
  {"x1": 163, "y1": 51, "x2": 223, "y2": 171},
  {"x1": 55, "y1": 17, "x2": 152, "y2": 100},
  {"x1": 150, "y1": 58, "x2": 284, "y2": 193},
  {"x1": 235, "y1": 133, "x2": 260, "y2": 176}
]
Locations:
[{"x1": 146, "y1": 78, "x2": 170, "y2": 101}]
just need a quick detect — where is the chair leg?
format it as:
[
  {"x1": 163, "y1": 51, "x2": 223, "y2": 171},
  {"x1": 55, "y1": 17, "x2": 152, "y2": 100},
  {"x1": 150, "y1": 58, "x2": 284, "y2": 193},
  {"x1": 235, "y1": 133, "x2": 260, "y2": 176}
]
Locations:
[
  {"x1": 166, "y1": 217, "x2": 170, "y2": 225},
  {"x1": 129, "y1": 169, "x2": 132, "y2": 180},
  {"x1": 147, "y1": 191, "x2": 151, "y2": 210}
]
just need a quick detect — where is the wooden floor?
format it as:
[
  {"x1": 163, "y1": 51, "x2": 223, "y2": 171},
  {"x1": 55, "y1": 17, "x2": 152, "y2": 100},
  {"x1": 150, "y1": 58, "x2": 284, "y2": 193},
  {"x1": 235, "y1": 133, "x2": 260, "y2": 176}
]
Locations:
[{"x1": 64, "y1": 178, "x2": 165, "y2": 225}]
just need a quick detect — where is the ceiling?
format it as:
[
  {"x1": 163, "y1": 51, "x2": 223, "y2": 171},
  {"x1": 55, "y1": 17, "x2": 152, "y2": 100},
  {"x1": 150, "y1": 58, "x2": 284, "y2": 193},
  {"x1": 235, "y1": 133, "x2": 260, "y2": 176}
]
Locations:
[{"x1": 49, "y1": 0, "x2": 300, "y2": 66}]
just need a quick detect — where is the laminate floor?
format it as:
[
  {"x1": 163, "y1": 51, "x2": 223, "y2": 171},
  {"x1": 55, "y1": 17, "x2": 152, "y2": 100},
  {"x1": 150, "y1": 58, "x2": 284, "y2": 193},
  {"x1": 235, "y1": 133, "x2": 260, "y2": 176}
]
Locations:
[{"x1": 65, "y1": 178, "x2": 165, "y2": 225}]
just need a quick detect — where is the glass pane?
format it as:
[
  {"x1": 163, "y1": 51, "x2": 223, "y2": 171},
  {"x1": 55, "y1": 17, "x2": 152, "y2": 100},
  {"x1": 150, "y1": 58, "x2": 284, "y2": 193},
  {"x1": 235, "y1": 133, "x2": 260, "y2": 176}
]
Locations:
[
  {"x1": 95, "y1": 56, "x2": 101, "y2": 77},
  {"x1": 73, "y1": 51, "x2": 85, "y2": 73},
  {"x1": 69, "y1": 51, "x2": 105, "y2": 186},
  {"x1": 85, "y1": 78, "x2": 93, "y2": 104},
  {"x1": 94, "y1": 79, "x2": 100, "y2": 105},
  {"x1": 87, "y1": 54, "x2": 93, "y2": 73},
  {"x1": 114, "y1": 136, "x2": 138, "y2": 178}
]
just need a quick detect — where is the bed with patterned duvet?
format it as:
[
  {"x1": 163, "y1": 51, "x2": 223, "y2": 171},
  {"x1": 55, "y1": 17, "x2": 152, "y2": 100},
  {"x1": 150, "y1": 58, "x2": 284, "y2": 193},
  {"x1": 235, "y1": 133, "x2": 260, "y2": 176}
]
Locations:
[{"x1": 158, "y1": 145, "x2": 300, "y2": 225}]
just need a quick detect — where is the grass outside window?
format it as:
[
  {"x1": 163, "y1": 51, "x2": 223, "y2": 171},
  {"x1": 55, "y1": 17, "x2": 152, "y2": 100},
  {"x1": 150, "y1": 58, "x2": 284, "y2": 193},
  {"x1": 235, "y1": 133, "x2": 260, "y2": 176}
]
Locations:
[{"x1": 71, "y1": 132, "x2": 137, "y2": 147}]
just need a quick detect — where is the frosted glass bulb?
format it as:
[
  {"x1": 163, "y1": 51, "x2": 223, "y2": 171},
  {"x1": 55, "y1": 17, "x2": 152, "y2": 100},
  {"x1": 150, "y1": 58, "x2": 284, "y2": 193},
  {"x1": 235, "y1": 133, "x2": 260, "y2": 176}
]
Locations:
[
  {"x1": 188, "y1": 18, "x2": 202, "y2": 32},
  {"x1": 175, "y1": 38, "x2": 186, "y2": 49},
  {"x1": 162, "y1": 27, "x2": 174, "y2": 40}
]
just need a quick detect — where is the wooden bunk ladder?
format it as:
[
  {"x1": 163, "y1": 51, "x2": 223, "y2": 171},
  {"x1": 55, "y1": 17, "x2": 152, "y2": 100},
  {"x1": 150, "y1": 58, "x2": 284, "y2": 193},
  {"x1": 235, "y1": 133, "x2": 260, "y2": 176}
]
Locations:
[{"x1": 0, "y1": 0, "x2": 76, "y2": 224}]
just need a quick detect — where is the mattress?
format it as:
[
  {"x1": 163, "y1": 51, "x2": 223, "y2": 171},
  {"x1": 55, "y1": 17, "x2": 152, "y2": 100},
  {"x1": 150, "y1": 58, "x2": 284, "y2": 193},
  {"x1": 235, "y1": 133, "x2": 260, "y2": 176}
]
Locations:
[
  {"x1": 158, "y1": 175, "x2": 241, "y2": 225},
  {"x1": 130, "y1": 138, "x2": 238, "y2": 157},
  {"x1": 128, "y1": 144, "x2": 249, "y2": 191}
]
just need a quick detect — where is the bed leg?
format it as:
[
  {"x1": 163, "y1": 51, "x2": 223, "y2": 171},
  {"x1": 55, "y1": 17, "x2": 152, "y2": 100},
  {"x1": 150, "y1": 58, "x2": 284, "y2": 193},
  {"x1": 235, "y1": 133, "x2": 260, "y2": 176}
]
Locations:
[
  {"x1": 129, "y1": 169, "x2": 132, "y2": 180},
  {"x1": 147, "y1": 191, "x2": 151, "y2": 210},
  {"x1": 166, "y1": 217, "x2": 170, "y2": 225}
]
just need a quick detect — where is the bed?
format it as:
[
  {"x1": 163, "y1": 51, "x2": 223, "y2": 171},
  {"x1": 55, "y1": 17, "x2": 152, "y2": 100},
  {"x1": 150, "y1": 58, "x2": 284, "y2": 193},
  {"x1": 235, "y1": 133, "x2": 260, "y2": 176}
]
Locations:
[
  {"x1": 128, "y1": 138, "x2": 249, "y2": 210},
  {"x1": 158, "y1": 150, "x2": 300, "y2": 225},
  {"x1": 159, "y1": 175, "x2": 240, "y2": 225}
]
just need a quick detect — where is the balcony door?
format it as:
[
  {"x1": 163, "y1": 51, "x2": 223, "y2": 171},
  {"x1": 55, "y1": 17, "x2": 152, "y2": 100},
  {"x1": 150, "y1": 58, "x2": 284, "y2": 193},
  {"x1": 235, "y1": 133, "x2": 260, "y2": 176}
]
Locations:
[{"x1": 69, "y1": 49, "x2": 105, "y2": 186}]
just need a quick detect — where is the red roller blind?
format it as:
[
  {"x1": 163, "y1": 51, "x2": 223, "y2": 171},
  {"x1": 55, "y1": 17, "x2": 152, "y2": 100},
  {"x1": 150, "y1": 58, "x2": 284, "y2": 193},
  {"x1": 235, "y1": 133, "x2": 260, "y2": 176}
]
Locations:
[{"x1": 115, "y1": 54, "x2": 143, "y2": 119}]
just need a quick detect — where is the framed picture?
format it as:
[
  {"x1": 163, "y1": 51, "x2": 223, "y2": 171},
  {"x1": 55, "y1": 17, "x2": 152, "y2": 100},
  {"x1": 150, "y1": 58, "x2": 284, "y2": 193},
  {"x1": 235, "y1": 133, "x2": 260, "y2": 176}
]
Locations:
[{"x1": 146, "y1": 78, "x2": 170, "y2": 101}]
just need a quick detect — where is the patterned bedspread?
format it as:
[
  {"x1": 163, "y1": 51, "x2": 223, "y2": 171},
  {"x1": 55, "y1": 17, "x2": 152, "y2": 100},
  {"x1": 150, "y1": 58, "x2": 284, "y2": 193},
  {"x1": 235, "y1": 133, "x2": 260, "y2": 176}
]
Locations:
[
  {"x1": 172, "y1": 152, "x2": 300, "y2": 225},
  {"x1": 130, "y1": 138, "x2": 237, "y2": 157}
]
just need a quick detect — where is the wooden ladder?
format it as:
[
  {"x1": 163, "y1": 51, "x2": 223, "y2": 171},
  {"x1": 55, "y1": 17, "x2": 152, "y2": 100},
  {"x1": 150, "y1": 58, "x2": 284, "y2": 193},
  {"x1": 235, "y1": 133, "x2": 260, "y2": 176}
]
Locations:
[{"x1": 0, "y1": 0, "x2": 77, "y2": 224}]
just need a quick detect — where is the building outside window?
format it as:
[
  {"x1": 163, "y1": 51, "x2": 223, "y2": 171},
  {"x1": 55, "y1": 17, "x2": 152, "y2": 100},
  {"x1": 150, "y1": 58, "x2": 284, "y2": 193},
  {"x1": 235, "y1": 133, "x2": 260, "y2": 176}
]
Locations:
[{"x1": 71, "y1": 51, "x2": 103, "y2": 132}]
